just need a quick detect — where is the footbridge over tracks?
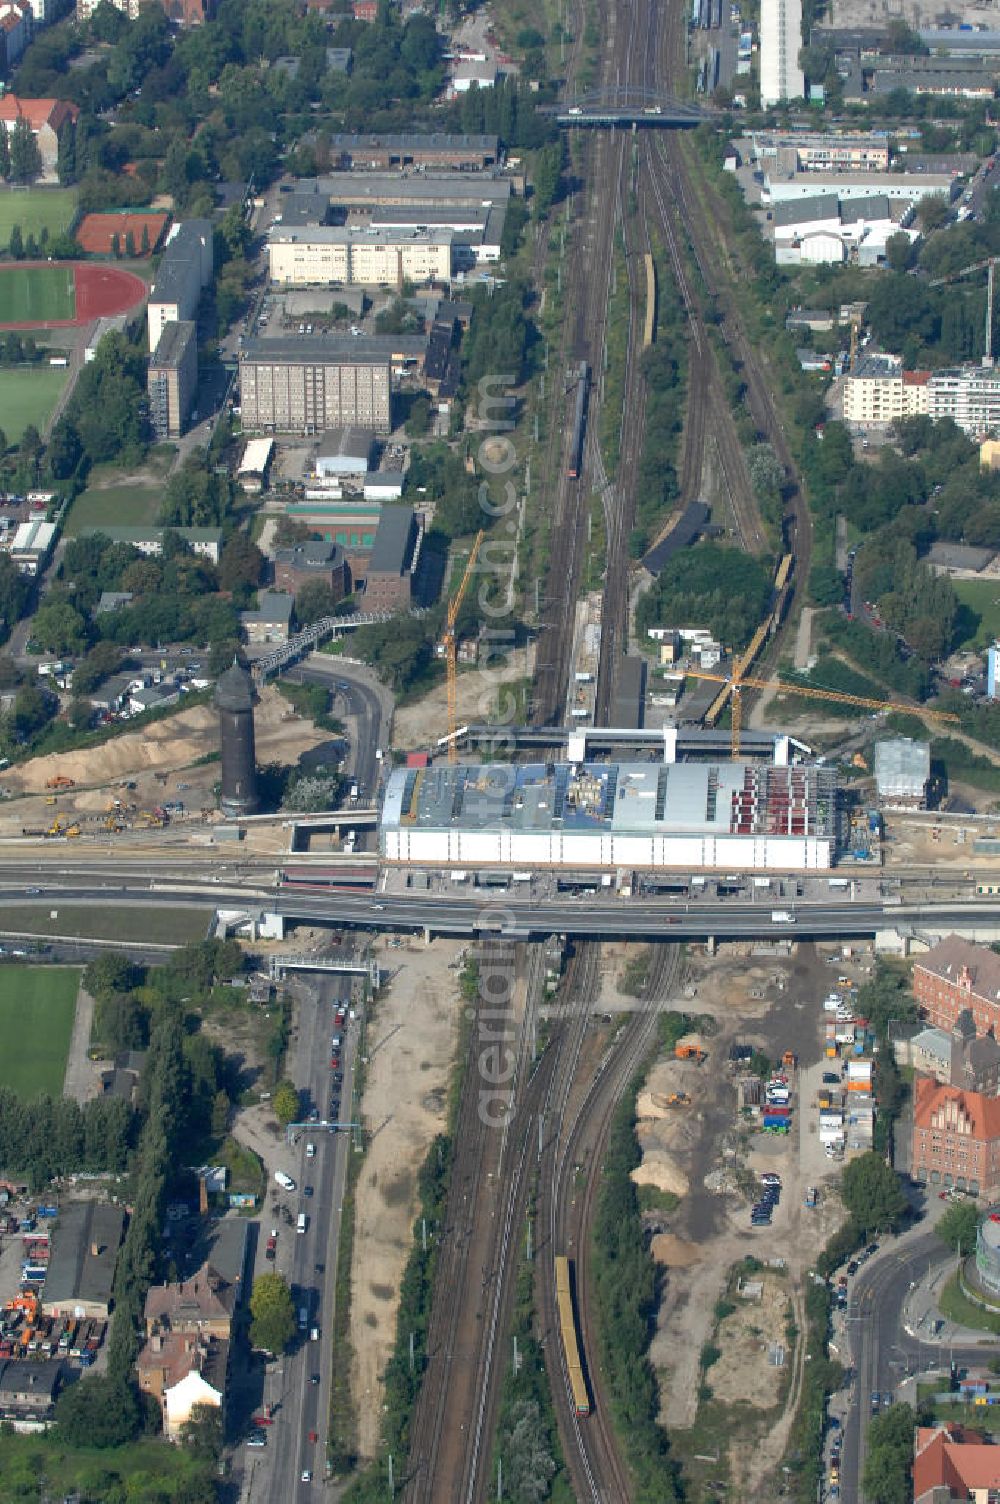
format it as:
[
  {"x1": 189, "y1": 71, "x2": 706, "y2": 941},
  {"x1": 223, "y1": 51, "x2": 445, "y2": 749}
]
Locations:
[
  {"x1": 268, "y1": 951, "x2": 380, "y2": 986},
  {"x1": 554, "y1": 88, "x2": 703, "y2": 128}
]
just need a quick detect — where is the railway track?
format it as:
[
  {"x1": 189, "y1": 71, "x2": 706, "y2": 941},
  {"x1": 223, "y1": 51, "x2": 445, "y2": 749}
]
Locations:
[
  {"x1": 537, "y1": 943, "x2": 682, "y2": 1502},
  {"x1": 402, "y1": 940, "x2": 516, "y2": 1503}
]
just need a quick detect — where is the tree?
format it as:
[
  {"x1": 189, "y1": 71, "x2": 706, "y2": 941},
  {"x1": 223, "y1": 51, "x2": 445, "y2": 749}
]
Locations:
[
  {"x1": 862, "y1": 1403, "x2": 915, "y2": 1504},
  {"x1": 0, "y1": 127, "x2": 10, "y2": 183},
  {"x1": 917, "y1": 193, "x2": 949, "y2": 233},
  {"x1": 841, "y1": 1152, "x2": 907, "y2": 1236},
  {"x1": 84, "y1": 952, "x2": 142, "y2": 998},
  {"x1": 179, "y1": 1401, "x2": 223, "y2": 1460},
  {"x1": 57, "y1": 119, "x2": 76, "y2": 186},
  {"x1": 295, "y1": 578, "x2": 338, "y2": 627},
  {"x1": 8, "y1": 223, "x2": 23, "y2": 260},
  {"x1": 219, "y1": 532, "x2": 264, "y2": 593},
  {"x1": 55, "y1": 1375, "x2": 141, "y2": 1447},
  {"x1": 936, "y1": 1199, "x2": 978, "y2": 1256},
  {"x1": 33, "y1": 601, "x2": 88, "y2": 656},
  {"x1": 249, "y1": 1272, "x2": 296, "y2": 1354},
  {"x1": 272, "y1": 1079, "x2": 299, "y2": 1127},
  {"x1": 8, "y1": 118, "x2": 42, "y2": 184}
]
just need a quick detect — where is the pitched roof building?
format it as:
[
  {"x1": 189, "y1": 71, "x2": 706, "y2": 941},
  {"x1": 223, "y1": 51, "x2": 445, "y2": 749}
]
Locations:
[
  {"x1": 0, "y1": 95, "x2": 78, "y2": 177},
  {"x1": 136, "y1": 1331, "x2": 228, "y2": 1440},
  {"x1": 144, "y1": 1260, "x2": 238, "y2": 1340},
  {"x1": 913, "y1": 936, "x2": 1000, "y2": 1037},
  {"x1": 914, "y1": 1422, "x2": 1000, "y2": 1503},
  {"x1": 41, "y1": 1201, "x2": 125, "y2": 1319},
  {"x1": 912, "y1": 1078, "x2": 1000, "y2": 1195}
]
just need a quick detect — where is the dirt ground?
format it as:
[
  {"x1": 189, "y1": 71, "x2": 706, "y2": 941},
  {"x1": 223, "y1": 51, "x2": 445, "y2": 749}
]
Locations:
[
  {"x1": 391, "y1": 645, "x2": 535, "y2": 750},
  {"x1": 0, "y1": 686, "x2": 330, "y2": 842},
  {"x1": 349, "y1": 936, "x2": 465, "y2": 1459},
  {"x1": 632, "y1": 941, "x2": 851, "y2": 1495},
  {"x1": 885, "y1": 812, "x2": 1000, "y2": 870},
  {"x1": 710, "y1": 1272, "x2": 790, "y2": 1411}
]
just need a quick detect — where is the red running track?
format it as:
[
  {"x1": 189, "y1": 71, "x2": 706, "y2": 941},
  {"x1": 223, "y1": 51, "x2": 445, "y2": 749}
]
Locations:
[{"x1": 0, "y1": 261, "x2": 148, "y2": 331}]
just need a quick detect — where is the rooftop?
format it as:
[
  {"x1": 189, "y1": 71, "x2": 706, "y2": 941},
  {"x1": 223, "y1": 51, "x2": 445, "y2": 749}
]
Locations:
[
  {"x1": 43, "y1": 1201, "x2": 125, "y2": 1310},
  {"x1": 238, "y1": 438, "x2": 275, "y2": 475},
  {"x1": 916, "y1": 936, "x2": 1000, "y2": 1005},
  {"x1": 241, "y1": 334, "x2": 423, "y2": 365},
  {"x1": 270, "y1": 225, "x2": 453, "y2": 247},
  {"x1": 327, "y1": 131, "x2": 498, "y2": 153},
  {"x1": 381, "y1": 760, "x2": 838, "y2": 840},
  {"x1": 144, "y1": 1261, "x2": 238, "y2": 1332},
  {"x1": 368, "y1": 505, "x2": 416, "y2": 575},
  {"x1": 274, "y1": 538, "x2": 346, "y2": 570},
  {"x1": 914, "y1": 1077, "x2": 1000, "y2": 1139},
  {"x1": 851, "y1": 353, "x2": 903, "y2": 380},
  {"x1": 214, "y1": 660, "x2": 255, "y2": 714},
  {"x1": 150, "y1": 319, "x2": 196, "y2": 368},
  {"x1": 317, "y1": 426, "x2": 375, "y2": 461},
  {"x1": 246, "y1": 590, "x2": 294, "y2": 624},
  {"x1": 914, "y1": 1423, "x2": 1000, "y2": 1499}
]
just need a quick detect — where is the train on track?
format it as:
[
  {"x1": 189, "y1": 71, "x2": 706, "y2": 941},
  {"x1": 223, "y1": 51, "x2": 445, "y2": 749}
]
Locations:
[
  {"x1": 691, "y1": 0, "x2": 723, "y2": 27},
  {"x1": 555, "y1": 1255, "x2": 590, "y2": 1417},
  {"x1": 643, "y1": 253, "x2": 657, "y2": 348},
  {"x1": 566, "y1": 362, "x2": 590, "y2": 480}
]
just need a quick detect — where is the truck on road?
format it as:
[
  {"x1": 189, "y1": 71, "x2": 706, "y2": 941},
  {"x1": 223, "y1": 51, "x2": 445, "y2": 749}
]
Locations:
[{"x1": 770, "y1": 910, "x2": 795, "y2": 924}]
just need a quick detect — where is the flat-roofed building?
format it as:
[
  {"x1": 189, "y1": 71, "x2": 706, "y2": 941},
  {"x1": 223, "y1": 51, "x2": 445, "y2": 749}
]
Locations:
[
  {"x1": 760, "y1": 0, "x2": 804, "y2": 106},
  {"x1": 843, "y1": 354, "x2": 930, "y2": 427},
  {"x1": 147, "y1": 319, "x2": 197, "y2": 439},
  {"x1": 325, "y1": 132, "x2": 499, "y2": 169},
  {"x1": 147, "y1": 219, "x2": 213, "y2": 351},
  {"x1": 239, "y1": 337, "x2": 392, "y2": 433},
  {"x1": 268, "y1": 226, "x2": 453, "y2": 287},
  {"x1": 874, "y1": 736, "x2": 930, "y2": 807},
  {"x1": 78, "y1": 525, "x2": 223, "y2": 563},
  {"x1": 380, "y1": 760, "x2": 838, "y2": 870},
  {"x1": 928, "y1": 365, "x2": 1000, "y2": 437},
  {"x1": 316, "y1": 426, "x2": 374, "y2": 477},
  {"x1": 10, "y1": 518, "x2": 56, "y2": 576},
  {"x1": 237, "y1": 437, "x2": 275, "y2": 494}
]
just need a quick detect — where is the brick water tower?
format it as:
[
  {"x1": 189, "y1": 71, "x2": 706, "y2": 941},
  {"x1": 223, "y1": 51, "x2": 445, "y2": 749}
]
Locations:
[{"x1": 215, "y1": 660, "x2": 259, "y2": 817}]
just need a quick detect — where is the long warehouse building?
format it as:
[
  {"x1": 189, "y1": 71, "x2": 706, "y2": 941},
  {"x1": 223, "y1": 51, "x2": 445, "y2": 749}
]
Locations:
[{"x1": 380, "y1": 760, "x2": 838, "y2": 871}]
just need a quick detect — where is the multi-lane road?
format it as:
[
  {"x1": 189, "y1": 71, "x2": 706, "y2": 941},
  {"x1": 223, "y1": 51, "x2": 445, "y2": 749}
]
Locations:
[
  {"x1": 229, "y1": 971, "x2": 358, "y2": 1503},
  {"x1": 838, "y1": 1227, "x2": 996, "y2": 1504},
  {"x1": 3, "y1": 864, "x2": 1000, "y2": 943}
]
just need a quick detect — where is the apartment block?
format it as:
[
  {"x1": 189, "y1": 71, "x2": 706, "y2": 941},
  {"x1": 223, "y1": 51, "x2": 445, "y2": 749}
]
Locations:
[
  {"x1": 268, "y1": 227, "x2": 453, "y2": 288},
  {"x1": 842, "y1": 354, "x2": 930, "y2": 425},
  {"x1": 759, "y1": 0, "x2": 804, "y2": 106},
  {"x1": 913, "y1": 936, "x2": 1000, "y2": 1036},
  {"x1": 147, "y1": 320, "x2": 197, "y2": 440},
  {"x1": 239, "y1": 337, "x2": 392, "y2": 434}
]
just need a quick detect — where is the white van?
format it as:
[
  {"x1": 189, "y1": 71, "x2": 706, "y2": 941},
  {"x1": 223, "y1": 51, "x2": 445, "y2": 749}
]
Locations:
[
  {"x1": 297, "y1": 1212, "x2": 307, "y2": 1234},
  {"x1": 306, "y1": 1142, "x2": 316, "y2": 1159},
  {"x1": 274, "y1": 1171, "x2": 296, "y2": 1192}
]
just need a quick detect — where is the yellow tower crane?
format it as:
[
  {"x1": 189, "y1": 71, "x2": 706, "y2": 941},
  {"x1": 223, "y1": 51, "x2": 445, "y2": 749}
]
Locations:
[
  {"x1": 689, "y1": 666, "x2": 960, "y2": 757},
  {"x1": 445, "y1": 530, "x2": 485, "y2": 763}
]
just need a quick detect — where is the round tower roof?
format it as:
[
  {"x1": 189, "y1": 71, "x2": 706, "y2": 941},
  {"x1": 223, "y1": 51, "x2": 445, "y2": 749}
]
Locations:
[{"x1": 214, "y1": 660, "x2": 255, "y2": 713}]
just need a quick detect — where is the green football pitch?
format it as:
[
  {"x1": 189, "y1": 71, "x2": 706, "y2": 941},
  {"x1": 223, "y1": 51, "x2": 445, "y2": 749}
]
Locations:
[
  {"x1": 0, "y1": 264, "x2": 75, "y2": 325},
  {"x1": 0, "y1": 188, "x2": 76, "y2": 252},
  {"x1": 0, "y1": 966, "x2": 79, "y2": 1098}
]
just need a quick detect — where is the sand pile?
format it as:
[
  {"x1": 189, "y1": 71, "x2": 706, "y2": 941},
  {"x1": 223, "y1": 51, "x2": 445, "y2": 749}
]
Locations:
[
  {"x1": 650, "y1": 1232, "x2": 699, "y2": 1268},
  {"x1": 631, "y1": 1154, "x2": 689, "y2": 1198}
]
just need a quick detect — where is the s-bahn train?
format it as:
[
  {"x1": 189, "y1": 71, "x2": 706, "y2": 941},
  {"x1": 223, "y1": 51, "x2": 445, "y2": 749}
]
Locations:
[
  {"x1": 566, "y1": 362, "x2": 590, "y2": 480},
  {"x1": 555, "y1": 1255, "x2": 591, "y2": 1417}
]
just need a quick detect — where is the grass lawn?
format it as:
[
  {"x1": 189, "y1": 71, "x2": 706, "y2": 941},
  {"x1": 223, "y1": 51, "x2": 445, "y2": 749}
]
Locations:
[
  {"x1": 0, "y1": 187, "x2": 77, "y2": 252},
  {"x1": 939, "y1": 1269, "x2": 1000, "y2": 1334},
  {"x1": 64, "y1": 482, "x2": 163, "y2": 537},
  {"x1": 6, "y1": 903, "x2": 211, "y2": 945},
  {"x1": 0, "y1": 365, "x2": 69, "y2": 443},
  {"x1": 0, "y1": 263, "x2": 75, "y2": 324},
  {"x1": 0, "y1": 1432, "x2": 216, "y2": 1500},
  {"x1": 0, "y1": 966, "x2": 79, "y2": 1098},
  {"x1": 952, "y1": 577, "x2": 1000, "y2": 651}
]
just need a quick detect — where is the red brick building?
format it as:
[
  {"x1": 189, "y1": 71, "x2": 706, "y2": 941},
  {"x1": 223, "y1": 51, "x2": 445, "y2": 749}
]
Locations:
[
  {"x1": 912, "y1": 1077, "x2": 1000, "y2": 1195},
  {"x1": 914, "y1": 1423, "x2": 1000, "y2": 1503},
  {"x1": 913, "y1": 935, "x2": 1000, "y2": 1036}
]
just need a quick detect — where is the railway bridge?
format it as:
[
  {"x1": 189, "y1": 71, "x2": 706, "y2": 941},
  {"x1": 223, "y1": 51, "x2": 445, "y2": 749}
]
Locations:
[{"x1": 553, "y1": 87, "x2": 703, "y2": 128}]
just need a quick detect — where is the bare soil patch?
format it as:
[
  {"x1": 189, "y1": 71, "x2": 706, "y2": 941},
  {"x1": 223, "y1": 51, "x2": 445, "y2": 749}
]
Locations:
[
  {"x1": 349, "y1": 937, "x2": 465, "y2": 1459},
  {"x1": 391, "y1": 645, "x2": 535, "y2": 750},
  {"x1": 710, "y1": 1273, "x2": 790, "y2": 1410}
]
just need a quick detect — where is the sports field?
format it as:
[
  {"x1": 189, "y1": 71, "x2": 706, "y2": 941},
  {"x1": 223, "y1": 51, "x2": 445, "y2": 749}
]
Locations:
[
  {"x1": 0, "y1": 264, "x2": 75, "y2": 325},
  {"x1": 0, "y1": 366, "x2": 69, "y2": 443},
  {"x1": 953, "y1": 578, "x2": 1000, "y2": 650},
  {"x1": 0, "y1": 188, "x2": 76, "y2": 252},
  {"x1": 64, "y1": 481, "x2": 161, "y2": 536},
  {"x1": 0, "y1": 966, "x2": 79, "y2": 1098}
]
